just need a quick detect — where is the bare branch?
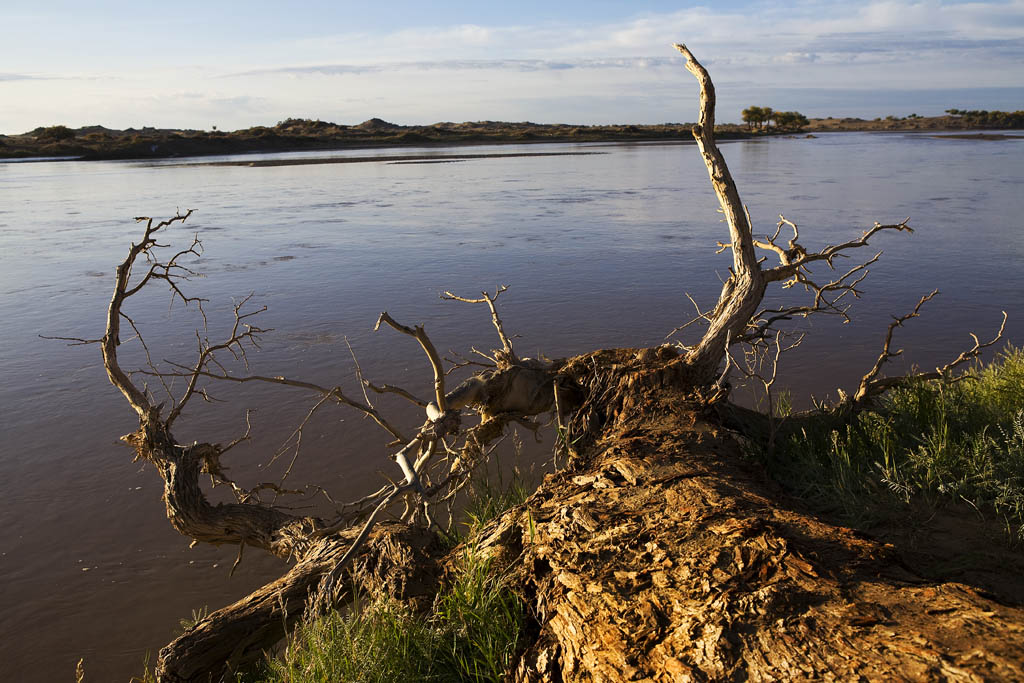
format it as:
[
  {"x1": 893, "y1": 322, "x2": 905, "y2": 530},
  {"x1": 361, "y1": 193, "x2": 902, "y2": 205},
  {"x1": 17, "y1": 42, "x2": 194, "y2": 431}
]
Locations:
[
  {"x1": 850, "y1": 294, "x2": 1008, "y2": 405},
  {"x1": 345, "y1": 336, "x2": 375, "y2": 409},
  {"x1": 219, "y1": 409, "x2": 254, "y2": 457},
  {"x1": 443, "y1": 350, "x2": 495, "y2": 376},
  {"x1": 364, "y1": 381, "x2": 429, "y2": 407},
  {"x1": 441, "y1": 285, "x2": 517, "y2": 364},
  {"x1": 166, "y1": 295, "x2": 267, "y2": 428},
  {"x1": 764, "y1": 218, "x2": 914, "y2": 283},
  {"x1": 672, "y1": 44, "x2": 767, "y2": 382},
  {"x1": 665, "y1": 292, "x2": 714, "y2": 341},
  {"x1": 39, "y1": 334, "x2": 103, "y2": 346},
  {"x1": 267, "y1": 393, "x2": 335, "y2": 498},
  {"x1": 142, "y1": 366, "x2": 410, "y2": 444},
  {"x1": 375, "y1": 312, "x2": 447, "y2": 413},
  {"x1": 852, "y1": 290, "x2": 939, "y2": 404},
  {"x1": 102, "y1": 209, "x2": 196, "y2": 419},
  {"x1": 672, "y1": 44, "x2": 758, "y2": 280}
]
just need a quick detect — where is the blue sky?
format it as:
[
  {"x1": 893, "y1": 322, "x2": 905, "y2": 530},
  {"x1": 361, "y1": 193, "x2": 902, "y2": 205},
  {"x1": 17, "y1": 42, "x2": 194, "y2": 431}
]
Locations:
[{"x1": 2, "y1": 0, "x2": 1022, "y2": 133}]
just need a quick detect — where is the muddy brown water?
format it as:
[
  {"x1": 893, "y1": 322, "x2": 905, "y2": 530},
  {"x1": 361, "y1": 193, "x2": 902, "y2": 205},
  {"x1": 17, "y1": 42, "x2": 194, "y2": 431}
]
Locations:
[{"x1": 1, "y1": 134, "x2": 1022, "y2": 681}]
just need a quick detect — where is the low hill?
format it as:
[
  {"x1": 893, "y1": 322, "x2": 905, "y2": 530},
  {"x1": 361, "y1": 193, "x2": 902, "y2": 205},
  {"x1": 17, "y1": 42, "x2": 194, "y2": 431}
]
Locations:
[{"x1": 1, "y1": 111, "x2": 1020, "y2": 162}]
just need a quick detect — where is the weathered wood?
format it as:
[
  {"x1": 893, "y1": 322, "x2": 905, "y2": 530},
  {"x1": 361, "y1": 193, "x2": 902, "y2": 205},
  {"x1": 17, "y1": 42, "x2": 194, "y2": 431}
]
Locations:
[
  {"x1": 466, "y1": 350, "x2": 1024, "y2": 681},
  {"x1": 673, "y1": 44, "x2": 766, "y2": 384}
]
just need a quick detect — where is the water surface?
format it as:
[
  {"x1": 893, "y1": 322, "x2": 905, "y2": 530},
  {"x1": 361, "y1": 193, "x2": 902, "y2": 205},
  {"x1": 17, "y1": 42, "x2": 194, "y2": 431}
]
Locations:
[{"x1": 1, "y1": 133, "x2": 1021, "y2": 681}]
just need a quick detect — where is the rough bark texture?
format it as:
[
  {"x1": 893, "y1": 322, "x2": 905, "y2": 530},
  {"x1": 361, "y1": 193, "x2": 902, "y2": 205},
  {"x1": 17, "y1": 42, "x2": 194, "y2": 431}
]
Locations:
[
  {"x1": 463, "y1": 349, "x2": 1024, "y2": 681},
  {"x1": 674, "y1": 43, "x2": 766, "y2": 384}
]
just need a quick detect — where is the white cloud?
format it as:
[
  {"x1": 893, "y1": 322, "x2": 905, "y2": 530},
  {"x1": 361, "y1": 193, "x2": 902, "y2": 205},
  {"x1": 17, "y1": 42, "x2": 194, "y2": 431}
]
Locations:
[
  {"x1": 2, "y1": 1, "x2": 1022, "y2": 132},
  {"x1": 230, "y1": 57, "x2": 676, "y2": 79},
  {"x1": 773, "y1": 52, "x2": 820, "y2": 65},
  {"x1": 238, "y1": 0, "x2": 1023, "y2": 88}
]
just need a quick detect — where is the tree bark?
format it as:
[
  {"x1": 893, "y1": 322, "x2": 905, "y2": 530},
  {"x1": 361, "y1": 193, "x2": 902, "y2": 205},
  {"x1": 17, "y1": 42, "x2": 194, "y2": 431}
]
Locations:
[{"x1": 466, "y1": 349, "x2": 1024, "y2": 681}]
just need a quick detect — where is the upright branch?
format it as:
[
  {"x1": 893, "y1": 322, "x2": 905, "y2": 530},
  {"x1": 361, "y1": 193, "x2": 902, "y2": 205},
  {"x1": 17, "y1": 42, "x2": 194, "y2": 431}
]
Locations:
[
  {"x1": 441, "y1": 285, "x2": 518, "y2": 366},
  {"x1": 672, "y1": 44, "x2": 913, "y2": 387},
  {"x1": 673, "y1": 45, "x2": 759, "y2": 281},
  {"x1": 375, "y1": 312, "x2": 448, "y2": 416},
  {"x1": 102, "y1": 209, "x2": 197, "y2": 421},
  {"x1": 673, "y1": 43, "x2": 765, "y2": 383}
]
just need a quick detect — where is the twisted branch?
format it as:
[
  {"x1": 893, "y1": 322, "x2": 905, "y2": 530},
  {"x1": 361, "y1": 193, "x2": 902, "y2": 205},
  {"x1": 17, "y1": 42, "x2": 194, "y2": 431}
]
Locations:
[{"x1": 847, "y1": 292, "x2": 1007, "y2": 406}]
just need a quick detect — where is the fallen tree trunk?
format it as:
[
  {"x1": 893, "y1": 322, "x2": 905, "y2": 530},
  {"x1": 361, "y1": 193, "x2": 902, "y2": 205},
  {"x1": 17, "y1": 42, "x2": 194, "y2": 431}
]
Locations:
[{"x1": 467, "y1": 349, "x2": 1024, "y2": 681}]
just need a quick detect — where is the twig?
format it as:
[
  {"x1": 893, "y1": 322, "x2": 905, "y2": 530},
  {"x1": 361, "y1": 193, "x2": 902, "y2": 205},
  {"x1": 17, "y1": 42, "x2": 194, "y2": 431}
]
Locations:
[
  {"x1": 441, "y1": 285, "x2": 517, "y2": 364},
  {"x1": 375, "y1": 312, "x2": 447, "y2": 413}
]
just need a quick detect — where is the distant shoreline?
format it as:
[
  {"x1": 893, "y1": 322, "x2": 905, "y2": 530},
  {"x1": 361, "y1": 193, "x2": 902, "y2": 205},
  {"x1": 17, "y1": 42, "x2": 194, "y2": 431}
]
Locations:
[{"x1": 1, "y1": 114, "x2": 1021, "y2": 163}]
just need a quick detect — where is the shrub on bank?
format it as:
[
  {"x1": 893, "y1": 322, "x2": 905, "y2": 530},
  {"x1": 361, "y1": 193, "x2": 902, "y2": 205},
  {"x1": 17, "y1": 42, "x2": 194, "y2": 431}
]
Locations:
[
  {"x1": 765, "y1": 347, "x2": 1024, "y2": 539},
  {"x1": 34, "y1": 125, "x2": 76, "y2": 141}
]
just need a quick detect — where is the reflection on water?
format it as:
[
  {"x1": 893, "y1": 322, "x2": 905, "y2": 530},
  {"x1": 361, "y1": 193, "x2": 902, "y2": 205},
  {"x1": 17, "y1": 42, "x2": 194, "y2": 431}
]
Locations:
[{"x1": 1, "y1": 134, "x2": 1021, "y2": 681}]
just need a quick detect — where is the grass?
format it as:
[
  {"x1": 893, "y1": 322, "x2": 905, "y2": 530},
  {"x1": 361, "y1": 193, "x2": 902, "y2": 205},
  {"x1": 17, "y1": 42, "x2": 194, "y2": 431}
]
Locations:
[
  {"x1": 262, "y1": 597, "x2": 441, "y2": 682},
  {"x1": 460, "y1": 464, "x2": 531, "y2": 539},
  {"x1": 261, "y1": 548, "x2": 524, "y2": 683},
  {"x1": 177, "y1": 605, "x2": 209, "y2": 634},
  {"x1": 759, "y1": 346, "x2": 1024, "y2": 539},
  {"x1": 256, "y1": 471, "x2": 531, "y2": 683}
]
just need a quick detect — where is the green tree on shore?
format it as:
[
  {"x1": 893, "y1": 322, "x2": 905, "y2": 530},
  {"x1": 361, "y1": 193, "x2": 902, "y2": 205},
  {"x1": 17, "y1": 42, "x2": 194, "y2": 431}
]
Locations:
[
  {"x1": 773, "y1": 110, "x2": 809, "y2": 131},
  {"x1": 742, "y1": 107, "x2": 807, "y2": 132},
  {"x1": 742, "y1": 106, "x2": 773, "y2": 130},
  {"x1": 946, "y1": 109, "x2": 1024, "y2": 127}
]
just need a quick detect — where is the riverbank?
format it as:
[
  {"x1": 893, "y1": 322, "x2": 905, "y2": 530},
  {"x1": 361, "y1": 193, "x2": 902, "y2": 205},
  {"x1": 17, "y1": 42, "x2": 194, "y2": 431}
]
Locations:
[
  {"x1": 3, "y1": 112, "x2": 1020, "y2": 162},
  {"x1": 0, "y1": 119, "x2": 736, "y2": 162}
]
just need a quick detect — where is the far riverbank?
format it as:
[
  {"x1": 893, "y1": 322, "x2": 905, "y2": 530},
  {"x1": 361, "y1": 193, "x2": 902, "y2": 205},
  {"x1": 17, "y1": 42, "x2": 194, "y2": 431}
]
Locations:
[{"x1": 2, "y1": 111, "x2": 1020, "y2": 162}]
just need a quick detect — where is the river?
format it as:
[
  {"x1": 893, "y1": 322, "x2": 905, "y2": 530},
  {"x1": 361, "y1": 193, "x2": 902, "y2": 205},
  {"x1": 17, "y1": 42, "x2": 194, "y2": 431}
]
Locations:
[{"x1": 1, "y1": 133, "x2": 1021, "y2": 681}]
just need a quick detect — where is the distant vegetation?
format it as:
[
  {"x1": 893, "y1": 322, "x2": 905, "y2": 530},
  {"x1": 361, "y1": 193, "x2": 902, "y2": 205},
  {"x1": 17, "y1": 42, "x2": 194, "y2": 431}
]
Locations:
[
  {"x1": 2, "y1": 110, "x2": 1021, "y2": 162},
  {"x1": 773, "y1": 111, "x2": 810, "y2": 131},
  {"x1": 946, "y1": 109, "x2": 1024, "y2": 128},
  {"x1": 32, "y1": 124, "x2": 76, "y2": 141},
  {"x1": 0, "y1": 118, "x2": 729, "y2": 161},
  {"x1": 807, "y1": 110, "x2": 1024, "y2": 132},
  {"x1": 741, "y1": 106, "x2": 809, "y2": 132}
]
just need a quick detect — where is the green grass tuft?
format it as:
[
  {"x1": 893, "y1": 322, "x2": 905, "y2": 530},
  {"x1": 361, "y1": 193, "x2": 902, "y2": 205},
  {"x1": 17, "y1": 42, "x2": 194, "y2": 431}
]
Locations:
[
  {"x1": 762, "y1": 346, "x2": 1024, "y2": 539},
  {"x1": 264, "y1": 597, "x2": 442, "y2": 683},
  {"x1": 432, "y1": 547, "x2": 525, "y2": 682},
  {"x1": 461, "y1": 466, "x2": 531, "y2": 539},
  {"x1": 257, "y1": 472, "x2": 530, "y2": 683}
]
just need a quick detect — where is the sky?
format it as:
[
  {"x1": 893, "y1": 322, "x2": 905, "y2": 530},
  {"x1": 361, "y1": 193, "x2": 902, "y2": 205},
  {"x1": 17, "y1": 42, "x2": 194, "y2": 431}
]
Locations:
[{"x1": 2, "y1": 0, "x2": 1023, "y2": 133}]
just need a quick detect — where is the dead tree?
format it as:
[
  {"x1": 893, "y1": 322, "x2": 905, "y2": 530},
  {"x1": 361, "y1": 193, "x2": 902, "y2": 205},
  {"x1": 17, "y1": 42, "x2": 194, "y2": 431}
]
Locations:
[
  {"x1": 667, "y1": 43, "x2": 1003, "y2": 405},
  {"x1": 77, "y1": 44, "x2": 1015, "y2": 682},
  {"x1": 73, "y1": 210, "x2": 569, "y2": 680}
]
